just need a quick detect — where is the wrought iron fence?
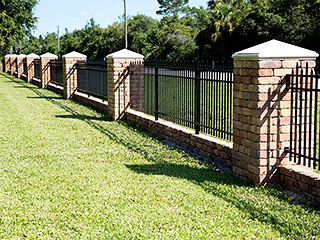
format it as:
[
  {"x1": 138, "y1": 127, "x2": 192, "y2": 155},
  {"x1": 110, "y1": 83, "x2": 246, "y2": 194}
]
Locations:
[
  {"x1": 144, "y1": 60, "x2": 234, "y2": 141},
  {"x1": 76, "y1": 60, "x2": 108, "y2": 101},
  {"x1": 23, "y1": 58, "x2": 28, "y2": 77},
  {"x1": 50, "y1": 60, "x2": 63, "y2": 86},
  {"x1": 285, "y1": 63, "x2": 320, "y2": 170},
  {"x1": 33, "y1": 59, "x2": 41, "y2": 80},
  {"x1": 14, "y1": 58, "x2": 18, "y2": 76}
]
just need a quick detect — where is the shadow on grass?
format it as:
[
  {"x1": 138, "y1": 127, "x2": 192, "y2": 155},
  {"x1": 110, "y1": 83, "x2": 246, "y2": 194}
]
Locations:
[
  {"x1": 27, "y1": 96, "x2": 64, "y2": 100},
  {"x1": 126, "y1": 162, "x2": 319, "y2": 238},
  {"x1": 56, "y1": 114, "x2": 110, "y2": 121},
  {"x1": 2, "y1": 73, "x2": 319, "y2": 238}
]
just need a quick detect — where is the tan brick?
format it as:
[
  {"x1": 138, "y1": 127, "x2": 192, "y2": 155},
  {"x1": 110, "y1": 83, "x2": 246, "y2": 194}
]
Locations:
[
  {"x1": 258, "y1": 85, "x2": 273, "y2": 93},
  {"x1": 245, "y1": 61, "x2": 260, "y2": 69},
  {"x1": 258, "y1": 69, "x2": 273, "y2": 77},
  {"x1": 259, "y1": 60, "x2": 281, "y2": 69},
  {"x1": 234, "y1": 60, "x2": 243, "y2": 68},
  {"x1": 301, "y1": 60, "x2": 316, "y2": 68},
  {"x1": 282, "y1": 60, "x2": 299, "y2": 69},
  {"x1": 252, "y1": 77, "x2": 282, "y2": 85},
  {"x1": 274, "y1": 69, "x2": 292, "y2": 77}
]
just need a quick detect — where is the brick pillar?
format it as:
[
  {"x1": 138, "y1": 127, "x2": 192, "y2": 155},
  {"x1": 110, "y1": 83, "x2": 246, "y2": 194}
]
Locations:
[
  {"x1": 106, "y1": 49, "x2": 144, "y2": 120},
  {"x1": 62, "y1": 51, "x2": 87, "y2": 99},
  {"x1": 4, "y1": 55, "x2": 11, "y2": 73},
  {"x1": 232, "y1": 39, "x2": 319, "y2": 186},
  {"x1": 16, "y1": 54, "x2": 26, "y2": 78},
  {"x1": 26, "y1": 54, "x2": 40, "y2": 83},
  {"x1": 10, "y1": 54, "x2": 17, "y2": 76},
  {"x1": 40, "y1": 53, "x2": 58, "y2": 88}
]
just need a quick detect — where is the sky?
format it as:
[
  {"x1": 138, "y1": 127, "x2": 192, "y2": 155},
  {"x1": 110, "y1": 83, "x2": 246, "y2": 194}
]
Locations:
[{"x1": 34, "y1": 0, "x2": 209, "y2": 37}]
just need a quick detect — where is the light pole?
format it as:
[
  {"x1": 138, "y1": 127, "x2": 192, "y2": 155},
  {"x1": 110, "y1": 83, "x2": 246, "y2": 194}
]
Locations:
[
  {"x1": 123, "y1": 0, "x2": 128, "y2": 49},
  {"x1": 57, "y1": 25, "x2": 60, "y2": 58}
]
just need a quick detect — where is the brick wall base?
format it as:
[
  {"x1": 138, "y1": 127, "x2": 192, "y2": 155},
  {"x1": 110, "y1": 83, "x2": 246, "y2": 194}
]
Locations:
[
  {"x1": 280, "y1": 165, "x2": 320, "y2": 203},
  {"x1": 47, "y1": 83, "x2": 64, "y2": 95},
  {"x1": 125, "y1": 109, "x2": 232, "y2": 167},
  {"x1": 31, "y1": 78, "x2": 41, "y2": 87},
  {"x1": 72, "y1": 91, "x2": 108, "y2": 114}
]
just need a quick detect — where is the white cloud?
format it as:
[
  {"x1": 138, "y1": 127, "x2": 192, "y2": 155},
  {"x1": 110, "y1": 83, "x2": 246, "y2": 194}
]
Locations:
[{"x1": 80, "y1": 10, "x2": 89, "y2": 17}]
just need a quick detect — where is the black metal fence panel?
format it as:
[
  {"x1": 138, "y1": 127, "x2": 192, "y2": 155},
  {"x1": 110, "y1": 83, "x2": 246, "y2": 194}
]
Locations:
[
  {"x1": 33, "y1": 59, "x2": 41, "y2": 79},
  {"x1": 76, "y1": 60, "x2": 108, "y2": 100},
  {"x1": 144, "y1": 61, "x2": 233, "y2": 141},
  {"x1": 23, "y1": 58, "x2": 28, "y2": 76},
  {"x1": 50, "y1": 60, "x2": 63, "y2": 86},
  {"x1": 286, "y1": 63, "x2": 320, "y2": 170}
]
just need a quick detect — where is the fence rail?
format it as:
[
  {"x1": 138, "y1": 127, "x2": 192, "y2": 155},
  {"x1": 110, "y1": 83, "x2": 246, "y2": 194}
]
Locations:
[
  {"x1": 76, "y1": 61, "x2": 108, "y2": 101},
  {"x1": 285, "y1": 63, "x2": 320, "y2": 170},
  {"x1": 144, "y1": 60, "x2": 233, "y2": 141},
  {"x1": 50, "y1": 60, "x2": 63, "y2": 86}
]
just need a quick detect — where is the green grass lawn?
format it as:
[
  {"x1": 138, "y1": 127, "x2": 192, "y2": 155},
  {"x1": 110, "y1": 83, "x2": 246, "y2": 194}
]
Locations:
[{"x1": 0, "y1": 73, "x2": 319, "y2": 239}]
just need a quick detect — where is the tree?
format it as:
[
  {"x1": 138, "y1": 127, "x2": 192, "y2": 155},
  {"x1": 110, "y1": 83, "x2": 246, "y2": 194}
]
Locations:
[
  {"x1": 211, "y1": 0, "x2": 247, "y2": 41},
  {"x1": 0, "y1": 0, "x2": 38, "y2": 56},
  {"x1": 156, "y1": 0, "x2": 189, "y2": 17}
]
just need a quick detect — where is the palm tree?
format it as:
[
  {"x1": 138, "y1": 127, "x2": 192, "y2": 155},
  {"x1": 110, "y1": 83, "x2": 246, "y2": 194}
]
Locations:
[{"x1": 211, "y1": 0, "x2": 246, "y2": 42}]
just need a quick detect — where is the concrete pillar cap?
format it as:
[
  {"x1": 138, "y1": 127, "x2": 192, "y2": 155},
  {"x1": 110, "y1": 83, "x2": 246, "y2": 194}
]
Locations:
[
  {"x1": 232, "y1": 39, "x2": 319, "y2": 60},
  {"x1": 17, "y1": 54, "x2": 26, "y2": 58},
  {"x1": 26, "y1": 53, "x2": 40, "y2": 58},
  {"x1": 62, "y1": 51, "x2": 87, "y2": 58},
  {"x1": 106, "y1": 49, "x2": 144, "y2": 59},
  {"x1": 40, "y1": 52, "x2": 58, "y2": 58}
]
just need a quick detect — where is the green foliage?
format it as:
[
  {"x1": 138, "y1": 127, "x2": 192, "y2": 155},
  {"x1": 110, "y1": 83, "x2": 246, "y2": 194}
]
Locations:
[
  {"x1": 156, "y1": 0, "x2": 190, "y2": 16},
  {"x1": 0, "y1": 0, "x2": 38, "y2": 56},
  {"x1": 10, "y1": 0, "x2": 320, "y2": 61},
  {"x1": 199, "y1": 0, "x2": 320, "y2": 60}
]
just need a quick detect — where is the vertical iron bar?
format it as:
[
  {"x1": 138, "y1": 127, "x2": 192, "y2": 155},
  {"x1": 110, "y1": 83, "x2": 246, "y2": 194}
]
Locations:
[
  {"x1": 289, "y1": 70, "x2": 294, "y2": 163},
  {"x1": 309, "y1": 70, "x2": 314, "y2": 167},
  {"x1": 218, "y1": 69, "x2": 222, "y2": 138},
  {"x1": 317, "y1": 70, "x2": 320, "y2": 171},
  {"x1": 313, "y1": 69, "x2": 319, "y2": 169},
  {"x1": 223, "y1": 65, "x2": 227, "y2": 140},
  {"x1": 215, "y1": 67, "x2": 218, "y2": 136},
  {"x1": 228, "y1": 70, "x2": 231, "y2": 141},
  {"x1": 299, "y1": 68, "x2": 304, "y2": 165},
  {"x1": 179, "y1": 67, "x2": 182, "y2": 126},
  {"x1": 303, "y1": 63, "x2": 309, "y2": 166},
  {"x1": 195, "y1": 60, "x2": 201, "y2": 134},
  {"x1": 294, "y1": 65, "x2": 299, "y2": 163},
  {"x1": 155, "y1": 62, "x2": 159, "y2": 121},
  {"x1": 210, "y1": 67, "x2": 213, "y2": 136}
]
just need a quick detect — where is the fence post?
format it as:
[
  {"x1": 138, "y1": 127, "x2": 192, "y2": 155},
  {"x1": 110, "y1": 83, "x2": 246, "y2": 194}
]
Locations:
[
  {"x1": 62, "y1": 51, "x2": 87, "y2": 99},
  {"x1": 26, "y1": 53, "x2": 40, "y2": 83},
  {"x1": 16, "y1": 54, "x2": 26, "y2": 79},
  {"x1": 155, "y1": 61, "x2": 159, "y2": 121},
  {"x1": 40, "y1": 52, "x2": 58, "y2": 88},
  {"x1": 195, "y1": 60, "x2": 201, "y2": 134},
  {"x1": 106, "y1": 49, "x2": 144, "y2": 120},
  {"x1": 232, "y1": 39, "x2": 318, "y2": 186}
]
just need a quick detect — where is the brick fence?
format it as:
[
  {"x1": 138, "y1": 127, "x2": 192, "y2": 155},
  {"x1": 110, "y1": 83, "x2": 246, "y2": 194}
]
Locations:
[{"x1": 3, "y1": 40, "x2": 320, "y2": 203}]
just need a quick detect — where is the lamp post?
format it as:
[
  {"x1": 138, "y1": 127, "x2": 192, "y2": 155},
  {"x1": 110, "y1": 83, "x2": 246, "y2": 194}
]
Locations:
[
  {"x1": 57, "y1": 25, "x2": 60, "y2": 58},
  {"x1": 124, "y1": 0, "x2": 128, "y2": 49}
]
